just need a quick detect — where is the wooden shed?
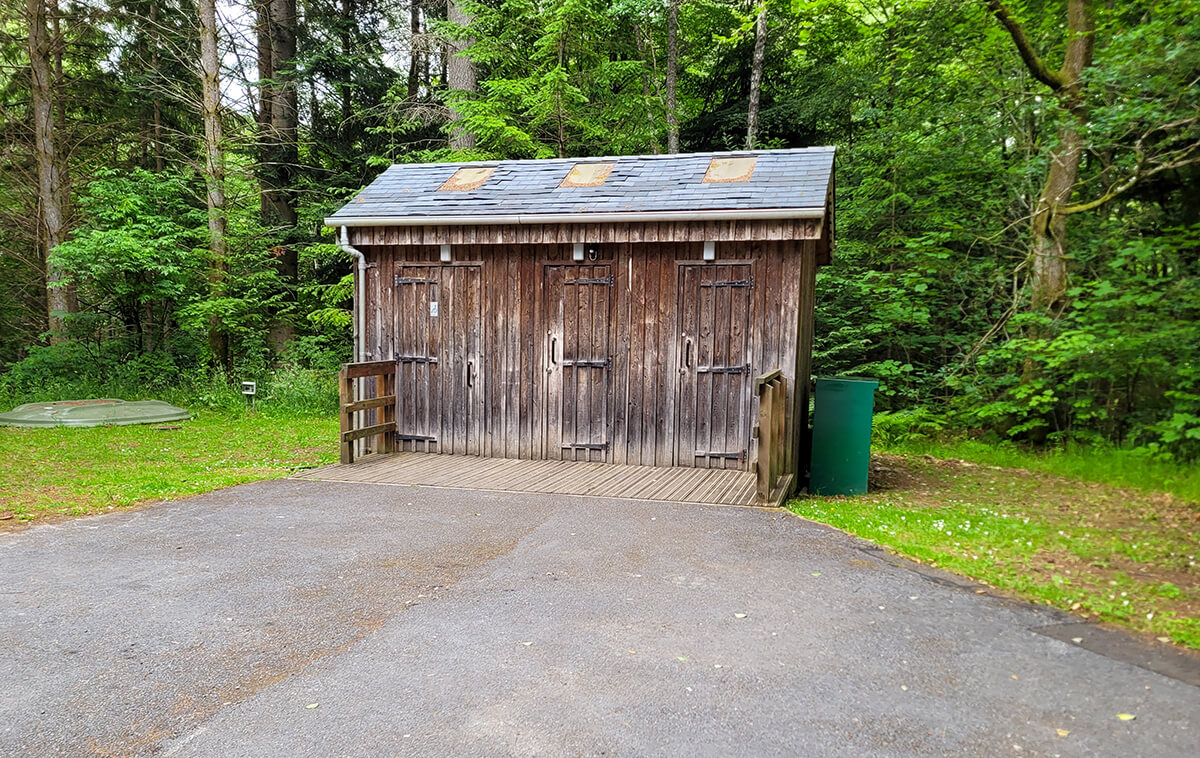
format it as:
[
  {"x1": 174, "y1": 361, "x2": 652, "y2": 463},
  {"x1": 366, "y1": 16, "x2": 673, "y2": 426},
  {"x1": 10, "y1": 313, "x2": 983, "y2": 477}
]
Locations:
[{"x1": 324, "y1": 147, "x2": 834, "y2": 504}]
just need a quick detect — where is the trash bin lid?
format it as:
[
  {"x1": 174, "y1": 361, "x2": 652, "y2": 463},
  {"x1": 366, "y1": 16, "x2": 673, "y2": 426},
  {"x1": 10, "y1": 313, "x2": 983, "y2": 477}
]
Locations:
[
  {"x1": 0, "y1": 399, "x2": 191, "y2": 428},
  {"x1": 815, "y1": 376, "x2": 879, "y2": 390}
]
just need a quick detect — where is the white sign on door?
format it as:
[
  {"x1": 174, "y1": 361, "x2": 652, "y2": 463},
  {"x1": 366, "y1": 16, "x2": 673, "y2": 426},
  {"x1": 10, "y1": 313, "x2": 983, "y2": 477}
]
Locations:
[{"x1": 430, "y1": 300, "x2": 439, "y2": 317}]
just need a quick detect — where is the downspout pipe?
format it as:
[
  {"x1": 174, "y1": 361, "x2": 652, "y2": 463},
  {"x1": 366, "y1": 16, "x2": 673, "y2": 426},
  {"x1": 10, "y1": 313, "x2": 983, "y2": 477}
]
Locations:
[
  {"x1": 339, "y1": 225, "x2": 368, "y2": 364},
  {"x1": 339, "y1": 226, "x2": 370, "y2": 458}
]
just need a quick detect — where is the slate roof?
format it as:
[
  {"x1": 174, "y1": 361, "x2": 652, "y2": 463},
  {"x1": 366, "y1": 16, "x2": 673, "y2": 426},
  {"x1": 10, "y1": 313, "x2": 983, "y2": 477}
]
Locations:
[{"x1": 326, "y1": 147, "x2": 835, "y2": 225}]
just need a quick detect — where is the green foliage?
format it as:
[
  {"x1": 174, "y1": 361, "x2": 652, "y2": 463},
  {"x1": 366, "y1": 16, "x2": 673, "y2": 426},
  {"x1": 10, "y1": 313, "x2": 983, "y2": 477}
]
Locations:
[
  {"x1": 0, "y1": 347, "x2": 340, "y2": 419},
  {"x1": 957, "y1": 225, "x2": 1200, "y2": 460},
  {"x1": 872, "y1": 407, "x2": 946, "y2": 447},
  {"x1": 50, "y1": 168, "x2": 208, "y2": 349},
  {"x1": 446, "y1": 0, "x2": 662, "y2": 158}
]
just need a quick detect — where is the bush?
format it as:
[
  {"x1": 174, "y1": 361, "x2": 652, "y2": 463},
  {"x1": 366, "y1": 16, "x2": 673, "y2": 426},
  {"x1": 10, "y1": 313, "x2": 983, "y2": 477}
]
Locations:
[
  {"x1": 0, "y1": 344, "x2": 338, "y2": 419},
  {"x1": 872, "y1": 407, "x2": 947, "y2": 446},
  {"x1": 257, "y1": 366, "x2": 339, "y2": 416}
]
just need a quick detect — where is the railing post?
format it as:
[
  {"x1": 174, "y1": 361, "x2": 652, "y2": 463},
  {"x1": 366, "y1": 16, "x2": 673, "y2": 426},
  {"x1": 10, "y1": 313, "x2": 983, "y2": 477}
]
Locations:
[
  {"x1": 757, "y1": 380, "x2": 774, "y2": 503},
  {"x1": 382, "y1": 370, "x2": 395, "y2": 454},
  {"x1": 754, "y1": 371, "x2": 789, "y2": 505},
  {"x1": 339, "y1": 367, "x2": 354, "y2": 464},
  {"x1": 773, "y1": 377, "x2": 787, "y2": 485}
]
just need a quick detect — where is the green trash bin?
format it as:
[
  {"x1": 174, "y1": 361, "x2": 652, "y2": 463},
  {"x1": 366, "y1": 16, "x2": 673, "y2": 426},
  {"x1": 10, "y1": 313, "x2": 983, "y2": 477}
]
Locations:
[{"x1": 809, "y1": 377, "x2": 878, "y2": 495}]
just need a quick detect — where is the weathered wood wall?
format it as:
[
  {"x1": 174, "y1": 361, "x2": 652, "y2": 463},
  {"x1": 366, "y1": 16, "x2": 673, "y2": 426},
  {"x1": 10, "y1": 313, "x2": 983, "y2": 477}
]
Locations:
[
  {"x1": 347, "y1": 218, "x2": 822, "y2": 247},
  {"x1": 355, "y1": 235, "x2": 820, "y2": 481}
]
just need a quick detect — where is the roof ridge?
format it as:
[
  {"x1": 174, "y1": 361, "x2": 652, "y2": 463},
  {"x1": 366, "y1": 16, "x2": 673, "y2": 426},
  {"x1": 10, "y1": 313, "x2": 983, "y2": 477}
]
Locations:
[{"x1": 384, "y1": 146, "x2": 836, "y2": 172}]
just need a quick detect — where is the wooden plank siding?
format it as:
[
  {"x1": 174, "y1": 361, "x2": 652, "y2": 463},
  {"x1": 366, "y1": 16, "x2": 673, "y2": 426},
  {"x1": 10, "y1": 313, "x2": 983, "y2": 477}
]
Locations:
[
  {"x1": 347, "y1": 219, "x2": 823, "y2": 248},
  {"x1": 351, "y1": 235, "x2": 821, "y2": 487}
]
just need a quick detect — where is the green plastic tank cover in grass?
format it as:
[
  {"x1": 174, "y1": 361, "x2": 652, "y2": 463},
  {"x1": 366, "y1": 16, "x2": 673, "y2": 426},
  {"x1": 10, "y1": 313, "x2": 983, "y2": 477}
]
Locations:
[
  {"x1": 809, "y1": 377, "x2": 878, "y2": 496},
  {"x1": 0, "y1": 399, "x2": 190, "y2": 428}
]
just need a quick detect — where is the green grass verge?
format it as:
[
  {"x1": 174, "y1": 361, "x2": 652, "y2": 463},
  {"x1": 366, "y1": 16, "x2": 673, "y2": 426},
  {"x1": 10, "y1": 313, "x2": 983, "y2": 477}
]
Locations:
[
  {"x1": 790, "y1": 451, "x2": 1199, "y2": 649},
  {"x1": 0, "y1": 411, "x2": 337, "y2": 522}
]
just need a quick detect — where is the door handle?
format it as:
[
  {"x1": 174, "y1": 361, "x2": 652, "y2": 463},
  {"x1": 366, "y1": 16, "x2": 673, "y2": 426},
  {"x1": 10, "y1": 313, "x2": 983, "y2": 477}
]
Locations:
[
  {"x1": 549, "y1": 335, "x2": 559, "y2": 367},
  {"x1": 685, "y1": 338, "x2": 693, "y2": 369},
  {"x1": 467, "y1": 360, "x2": 474, "y2": 388}
]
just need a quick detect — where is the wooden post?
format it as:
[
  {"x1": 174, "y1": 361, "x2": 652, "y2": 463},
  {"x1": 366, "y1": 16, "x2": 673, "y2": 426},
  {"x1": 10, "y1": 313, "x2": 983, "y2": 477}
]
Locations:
[
  {"x1": 757, "y1": 380, "x2": 774, "y2": 503},
  {"x1": 371, "y1": 372, "x2": 383, "y2": 455},
  {"x1": 339, "y1": 367, "x2": 354, "y2": 464},
  {"x1": 382, "y1": 370, "x2": 395, "y2": 454},
  {"x1": 773, "y1": 378, "x2": 787, "y2": 487}
]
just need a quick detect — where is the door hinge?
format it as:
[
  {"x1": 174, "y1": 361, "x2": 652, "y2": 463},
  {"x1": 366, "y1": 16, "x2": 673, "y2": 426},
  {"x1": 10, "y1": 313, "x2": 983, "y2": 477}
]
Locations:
[
  {"x1": 698, "y1": 363, "x2": 751, "y2": 375},
  {"x1": 701, "y1": 277, "x2": 753, "y2": 288},
  {"x1": 560, "y1": 357, "x2": 611, "y2": 369},
  {"x1": 396, "y1": 275, "x2": 437, "y2": 285},
  {"x1": 395, "y1": 433, "x2": 438, "y2": 442},
  {"x1": 693, "y1": 450, "x2": 747, "y2": 460},
  {"x1": 567, "y1": 276, "x2": 614, "y2": 285}
]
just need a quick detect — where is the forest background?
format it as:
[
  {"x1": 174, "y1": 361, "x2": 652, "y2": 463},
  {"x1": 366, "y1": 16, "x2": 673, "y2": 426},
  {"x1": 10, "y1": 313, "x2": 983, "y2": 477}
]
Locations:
[{"x1": 1, "y1": 0, "x2": 1198, "y2": 461}]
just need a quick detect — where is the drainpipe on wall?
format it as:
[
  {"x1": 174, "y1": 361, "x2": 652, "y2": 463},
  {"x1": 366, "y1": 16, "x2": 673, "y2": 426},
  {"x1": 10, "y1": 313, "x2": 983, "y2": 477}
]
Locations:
[
  {"x1": 339, "y1": 226, "x2": 370, "y2": 457},
  {"x1": 338, "y1": 225, "x2": 368, "y2": 364}
]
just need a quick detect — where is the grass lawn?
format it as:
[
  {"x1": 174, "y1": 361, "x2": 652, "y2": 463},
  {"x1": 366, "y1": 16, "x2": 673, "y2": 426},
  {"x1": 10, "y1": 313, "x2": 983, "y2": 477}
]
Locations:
[
  {"x1": 0, "y1": 411, "x2": 337, "y2": 526},
  {"x1": 790, "y1": 449, "x2": 1200, "y2": 650}
]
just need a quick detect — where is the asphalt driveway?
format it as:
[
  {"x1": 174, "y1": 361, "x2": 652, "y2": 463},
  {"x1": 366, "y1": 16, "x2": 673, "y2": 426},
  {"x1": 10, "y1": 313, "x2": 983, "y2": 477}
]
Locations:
[{"x1": 1, "y1": 479, "x2": 1197, "y2": 757}]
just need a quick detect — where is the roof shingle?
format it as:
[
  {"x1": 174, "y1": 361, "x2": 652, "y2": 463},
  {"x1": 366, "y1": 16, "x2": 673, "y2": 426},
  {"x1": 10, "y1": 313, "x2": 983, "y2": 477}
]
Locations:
[{"x1": 326, "y1": 147, "x2": 835, "y2": 225}]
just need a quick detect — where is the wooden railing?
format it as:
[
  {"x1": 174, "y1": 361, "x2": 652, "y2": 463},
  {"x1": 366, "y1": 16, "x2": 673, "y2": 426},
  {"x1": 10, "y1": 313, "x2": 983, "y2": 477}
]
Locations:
[
  {"x1": 755, "y1": 370, "x2": 791, "y2": 504},
  {"x1": 338, "y1": 361, "x2": 397, "y2": 464}
]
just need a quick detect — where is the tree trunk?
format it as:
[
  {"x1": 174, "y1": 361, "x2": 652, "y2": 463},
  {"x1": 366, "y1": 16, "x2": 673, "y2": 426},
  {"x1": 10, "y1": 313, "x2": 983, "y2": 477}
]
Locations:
[
  {"x1": 446, "y1": 0, "x2": 476, "y2": 149},
  {"x1": 256, "y1": 0, "x2": 273, "y2": 154},
  {"x1": 151, "y1": 1, "x2": 163, "y2": 172},
  {"x1": 1030, "y1": 123, "x2": 1083, "y2": 310},
  {"x1": 199, "y1": 0, "x2": 229, "y2": 367},
  {"x1": 263, "y1": 0, "x2": 298, "y2": 234},
  {"x1": 407, "y1": 1, "x2": 421, "y2": 100},
  {"x1": 990, "y1": 0, "x2": 1094, "y2": 312},
  {"x1": 556, "y1": 34, "x2": 566, "y2": 158},
  {"x1": 49, "y1": 0, "x2": 73, "y2": 321},
  {"x1": 27, "y1": 0, "x2": 72, "y2": 343},
  {"x1": 340, "y1": 0, "x2": 353, "y2": 114},
  {"x1": 633, "y1": 25, "x2": 662, "y2": 153},
  {"x1": 746, "y1": 5, "x2": 766, "y2": 150},
  {"x1": 665, "y1": 0, "x2": 679, "y2": 153},
  {"x1": 258, "y1": 0, "x2": 299, "y2": 349}
]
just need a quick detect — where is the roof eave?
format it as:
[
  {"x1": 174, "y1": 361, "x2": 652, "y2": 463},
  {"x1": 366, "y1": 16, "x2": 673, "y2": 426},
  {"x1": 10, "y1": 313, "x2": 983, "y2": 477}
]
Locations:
[{"x1": 325, "y1": 207, "x2": 827, "y2": 228}]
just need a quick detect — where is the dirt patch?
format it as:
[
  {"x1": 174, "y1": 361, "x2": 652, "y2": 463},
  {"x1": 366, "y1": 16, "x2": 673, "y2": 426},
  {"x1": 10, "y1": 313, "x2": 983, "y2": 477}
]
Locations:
[{"x1": 868, "y1": 455, "x2": 929, "y2": 491}]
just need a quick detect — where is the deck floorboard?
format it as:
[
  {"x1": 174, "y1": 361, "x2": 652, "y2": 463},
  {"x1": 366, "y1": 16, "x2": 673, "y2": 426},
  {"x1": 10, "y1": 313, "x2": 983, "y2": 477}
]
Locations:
[{"x1": 293, "y1": 453, "x2": 762, "y2": 506}]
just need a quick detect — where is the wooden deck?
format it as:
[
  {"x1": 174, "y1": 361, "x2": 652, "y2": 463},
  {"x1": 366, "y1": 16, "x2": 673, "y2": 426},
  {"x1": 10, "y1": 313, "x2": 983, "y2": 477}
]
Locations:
[{"x1": 292, "y1": 453, "x2": 777, "y2": 507}]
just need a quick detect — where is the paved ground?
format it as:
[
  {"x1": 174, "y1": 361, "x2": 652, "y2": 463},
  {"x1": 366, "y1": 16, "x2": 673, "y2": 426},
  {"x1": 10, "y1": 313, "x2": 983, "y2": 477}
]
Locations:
[{"x1": 1, "y1": 479, "x2": 1196, "y2": 757}]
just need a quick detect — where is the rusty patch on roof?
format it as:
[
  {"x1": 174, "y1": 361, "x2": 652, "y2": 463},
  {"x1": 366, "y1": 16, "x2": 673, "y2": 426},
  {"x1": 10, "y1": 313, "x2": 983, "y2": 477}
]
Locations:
[
  {"x1": 560, "y1": 162, "x2": 614, "y2": 188},
  {"x1": 703, "y1": 157, "x2": 757, "y2": 183},
  {"x1": 439, "y1": 167, "x2": 495, "y2": 191}
]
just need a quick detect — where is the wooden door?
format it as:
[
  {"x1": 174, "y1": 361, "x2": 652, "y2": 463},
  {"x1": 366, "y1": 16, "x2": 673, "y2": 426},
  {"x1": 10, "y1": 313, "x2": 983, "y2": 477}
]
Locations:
[
  {"x1": 544, "y1": 264, "x2": 613, "y2": 462},
  {"x1": 676, "y1": 263, "x2": 754, "y2": 469},
  {"x1": 394, "y1": 264, "x2": 482, "y2": 454}
]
